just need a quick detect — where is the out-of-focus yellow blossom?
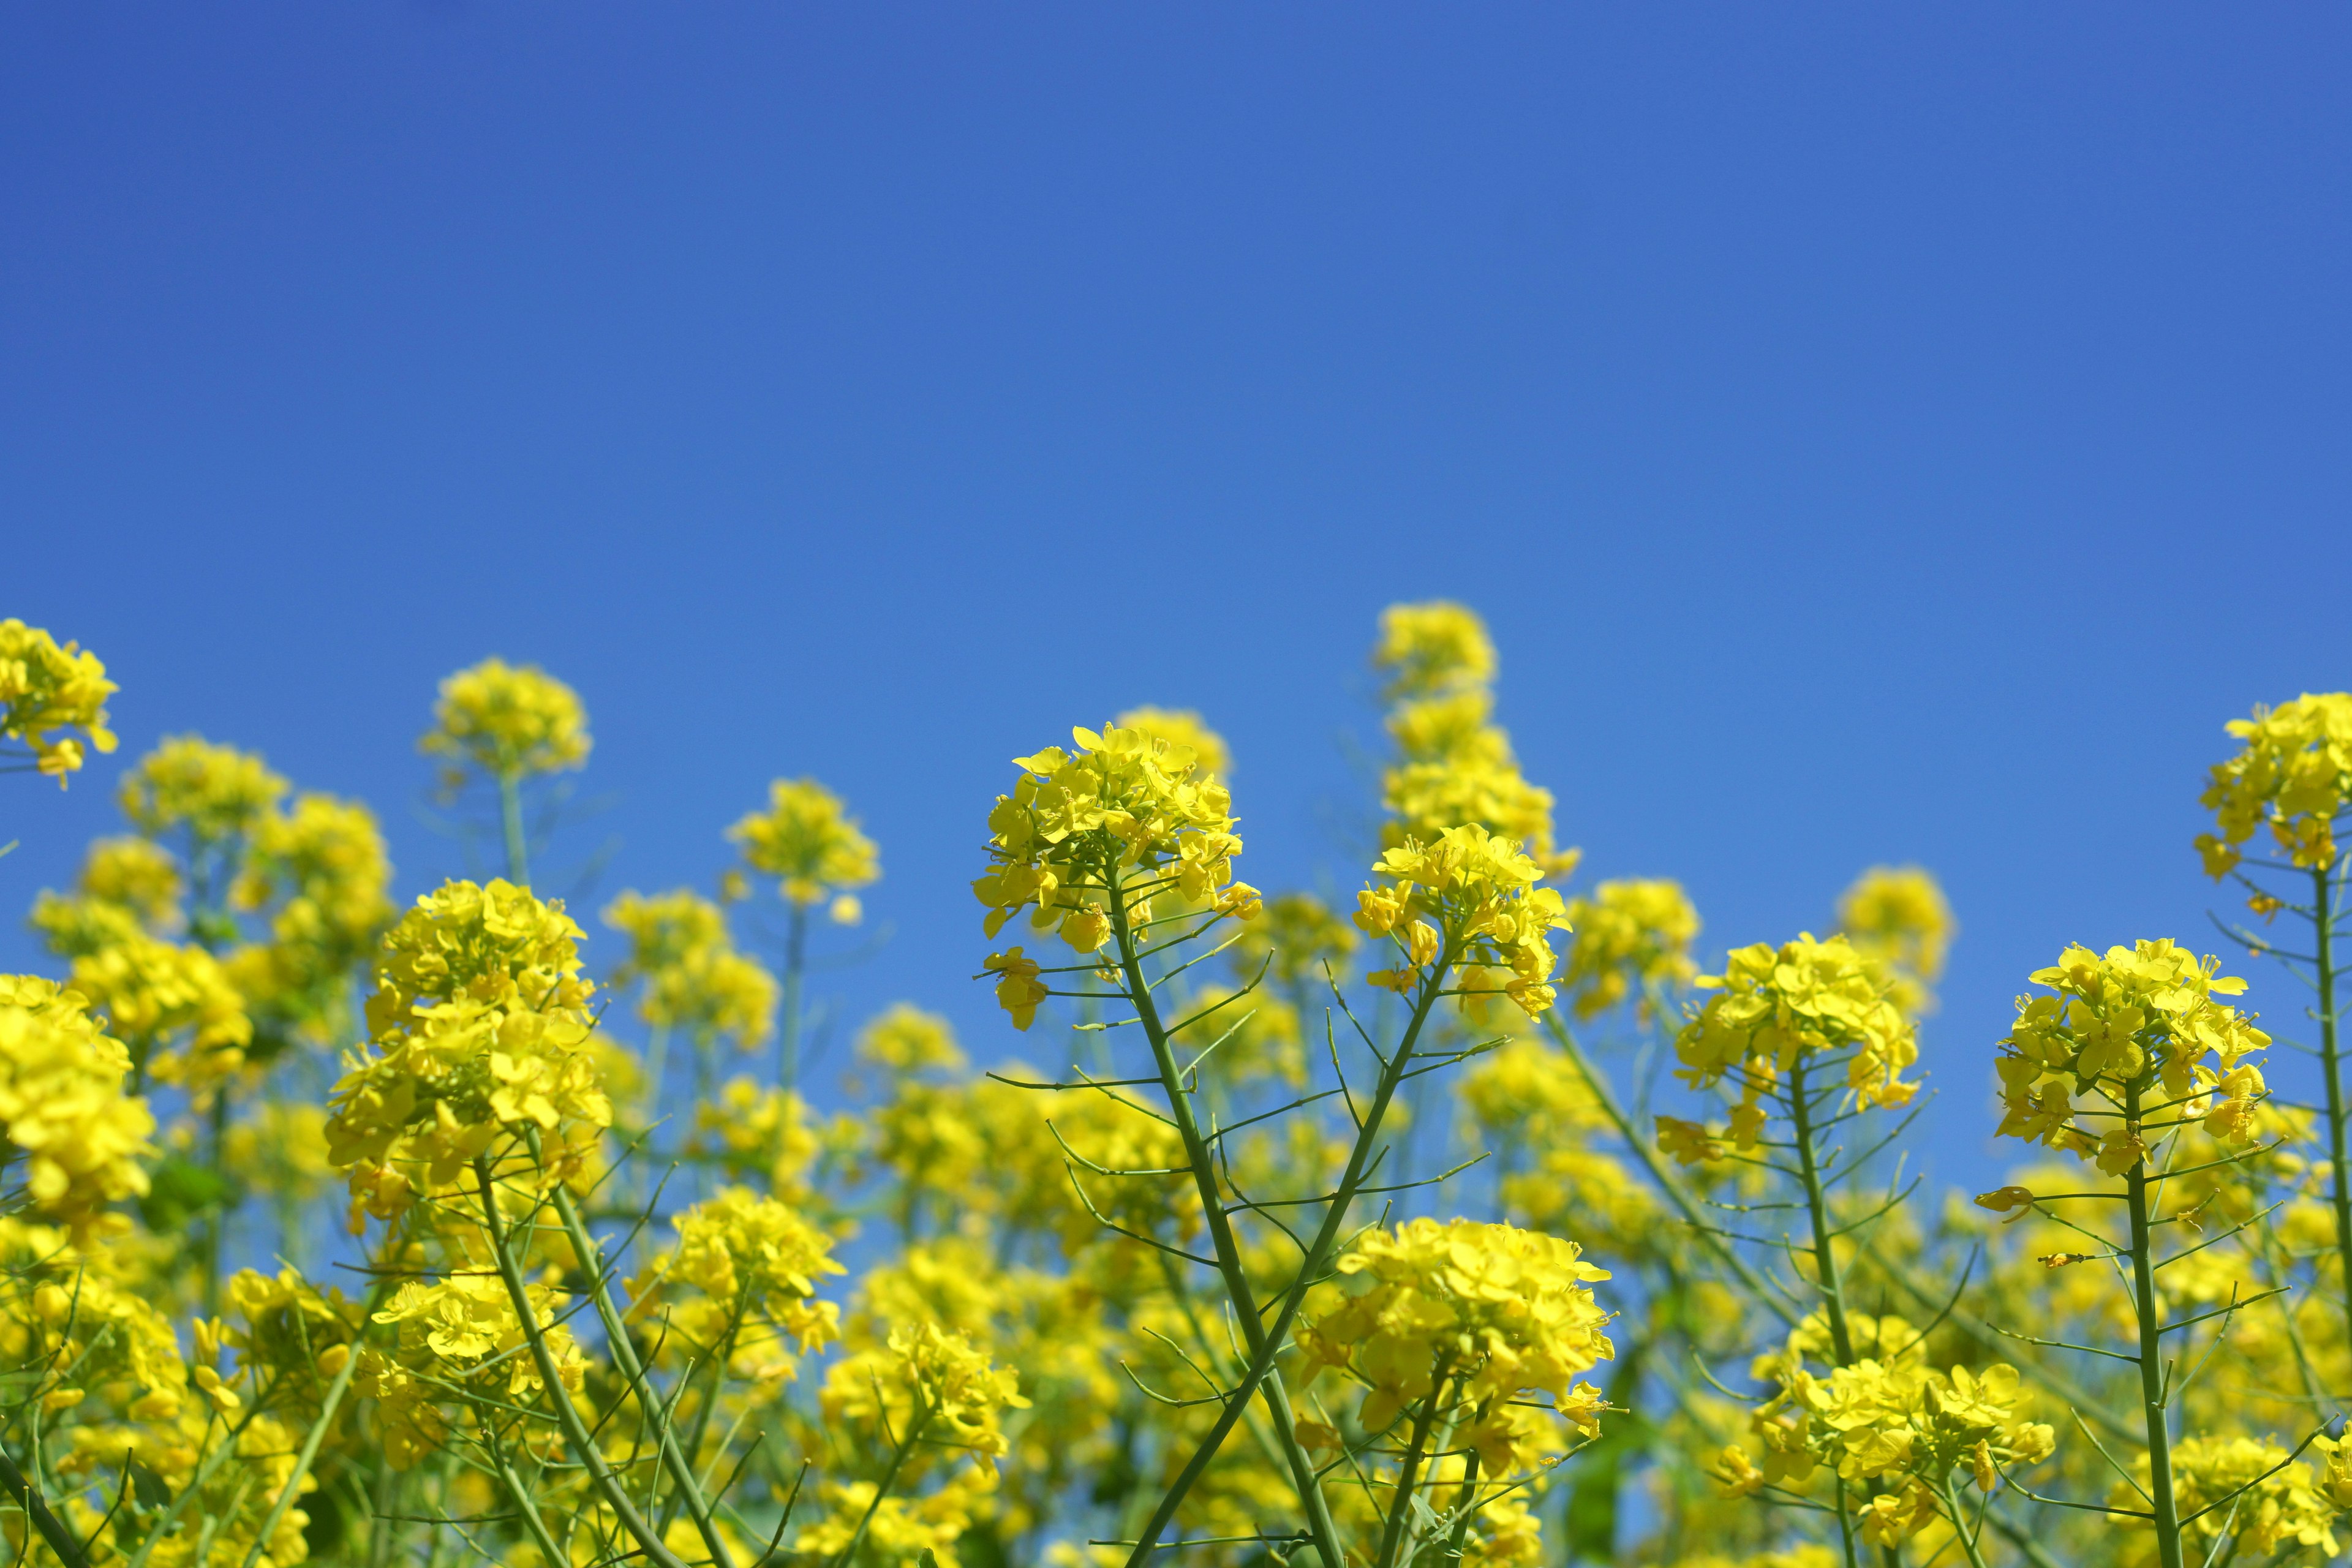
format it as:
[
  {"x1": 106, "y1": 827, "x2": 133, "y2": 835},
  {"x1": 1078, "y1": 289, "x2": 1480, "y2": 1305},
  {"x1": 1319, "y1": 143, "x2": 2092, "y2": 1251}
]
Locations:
[
  {"x1": 795, "y1": 1471, "x2": 1000, "y2": 1568},
  {"x1": 730, "y1": 775, "x2": 881, "y2": 908},
  {"x1": 1657, "y1": 1551, "x2": 1839, "y2": 1568},
  {"x1": 1836, "y1": 865, "x2": 1955, "y2": 1014},
  {"x1": 603, "y1": 888, "x2": 777, "y2": 1049},
  {"x1": 0, "y1": 976, "x2": 154, "y2": 1231},
  {"x1": 643, "y1": 1186, "x2": 842, "y2": 1355},
  {"x1": 1299, "y1": 1217, "x2": 1613, "y2": 1450},
  {"x1": 1676, "y1": 933, "x2": 1918, "y2": 1115},
  {"x1": 71, "y1": 931, "x2": 254, "y2": 1095},
  {"x1": 1996, "y1": 940, "x2": 2269, "y2": 1169},
  {"x1": 1175, "y1": 981, "x2": 1306, "y2": 1087},
  {"x1": 224, "y1": 1265, "x2": 367, "y2": 1401},
  {"x1": 689, "y1": 1076, "x2": 820, "y2": 1197},
  {"x1": 858, "y1": 1002, "x2": 967, "y2": 1074},
  {"x1": 228, "y1": 791, "x2": 397, "y2": 1039},
  {"x1": 1463, "y1": 1037, "x2": 1657, "y2": 1247},
  {"x1": 1354, "y1": 823, "x2": 1571, "y2": 1018},
  {"x1": 2, "y1": 1230, "x2": 189, "y2": 1425},
  {"x1": 2109, "y1": 1434, "x2": 2341, "y2": 1566},
  {"x1": 973, "y1": 723, "x2": 1259, "y2": 1027},
  {"x1": 2195, "y1": 692, "x2": 2352, "y2": 875},
  {"x1": 1373, "y1": 601, "x2": 1498, "y2": 698},
  {"x1": 50, "y1": 835, "x2": 185, "y2": 938},
  {"x1": 1115, "y1": 706, "x2": 1232, "y2": 779},
  {"x1": 962, "y1": 1072, "x2": 1195, "y2": 1251},
  {"x1": 0, "y1": 618, "x2": 116, "y2": 783},
  {"x1": 118, "y1": 734, "x2": 287, "y2": 845},
  {"x1": 222, "y1": 1100, "x2": 336, "y2": 1210},
  {"x1": 1562, "y1": 878, "x2": 1699, "y2": 1020},
  {"x1": 326, "y1": 880, "x2": 611, "y2": 1219},
  {"x1": 357, "y1": 1272, "x2": 587, "y2": 1469},
  {"x1": 418, "y1": 657, "x2": 590, "y2": 783},
  {"x1": 1231, "y1": 889, "x2": 1357, "y2": 989}
]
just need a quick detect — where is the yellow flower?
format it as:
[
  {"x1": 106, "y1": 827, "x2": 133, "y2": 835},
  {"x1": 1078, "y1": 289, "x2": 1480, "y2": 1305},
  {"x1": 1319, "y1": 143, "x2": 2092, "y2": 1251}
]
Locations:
[
  {"x1": 1561, "y1": 878, "x2": 1699, "y2": 1019},
  {"x1": 1115, "y1": 706, "x2": 1232, "y2": 779},
  {"x1": 1357, "y1": 823, "x2": 1572, "y2": 1019},
  {"x1": 229, "y1": 791, "x2": 398, "y2": 1039},
  {"x1": 418, "y1": 656, "x2": 590, "y2": 783},
  {"x1": 1230, "y1": 890, "x2": 1358, "y2": 989},
  {"x1": 0, "y1": 976, "x2": 155, "y2": 1232},
  {"x1": 1656, "y1": 1114, "x2": 1725, "y2": 1166},
  {"x1": 637, "y1": 1186, "x2": 844, "y2": 1365},
  {"x1": 1836, "y1": 864, "x2": 1956, "y2": 1014},
  {"x1": 70, "y1": 931, "x2": 253, "y2": 1095},
  {"x1": 858, "y1": 1003, "x2": 966, "y2": 1073},
  {"x1": 360, "y1": 1272, "x2": 586, "y2": 1469},
  {"x1": 118, "y1": 735, "x2": 287, "y2": 844},
  {"x1": 0, "y1": 619, "x2": 116, "y2": 784},
  {"x1": 730, "y1": 776, "x2": 881, "y2": 906},
  {"x1": 1373, "y1": 601, "x2": 1497, "y2": 698},
  {"x1": 1677, "y1": 932, "x2": 1918, "y2": 1112},
  {"x1": 2109, "y1": 1434, "x2": 2341, "y2": 1564},
  {"x1": 2195, "y1": 692, "x2": 2352, "y2": 875},
  {"x1": 603, "y1": 888, "x2": 777, "y2": 1048}
]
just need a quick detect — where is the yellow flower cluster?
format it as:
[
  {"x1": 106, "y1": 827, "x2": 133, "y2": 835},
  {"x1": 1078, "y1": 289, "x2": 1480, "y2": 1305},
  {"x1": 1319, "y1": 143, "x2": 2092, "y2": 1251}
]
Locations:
[
  {"x1": 1561, "y1": 878, "x2": 1699, "y2": 1019},
  {"x1": 118, "y1": 734, "x2": 288, "y2": 844},
  {"x1": 358, "y1": 1272, "x2": 587, "y2": 1469},
  {"x1": 1461, "y1": 1038, "x2": 1657, "y2": 1248},
  {"x1": 419, "y1": 656, "x2": 591, "y2": 781},
  {"x1": 224, "y1": 1265, "x2": 367, "y2": 1397},
  {"x1": 1299, "y1": 1217, "x2": 1613, "y2": 1453},
  {"x1": 1675, "y1": 933, "x2": 1918, "y2": 1120},
  {"x1": 652, "y1": 1186, "x2": 843, "y2": 1356},
  {"x1": 1231, "y1": 889, "x2": 1357, "y2": 989},
  {"x1": 70, "y1": 931, "x2": 254, "y2": 1094},
  {"x1": 1996, "y1": 940, "x2": 2270, "y2": 1171},
  {"x1": 0, "y1": 618, "x2": 116, "y2": 783},
  {"x1": 3, "y1": 1229, "x2": 189, "y2": 1424},
  {"x1": 2195, "y1": 692, "x2": 2352, "y2": 875},
  {"x1": 229, "y1": 791, "x2": 398, "y2": 1035},
  {"x1": 689, "y1": 1076, "x2": 821, "y2": 1197},
  {"x1": 731, "y1": 775, "x2": 881, "y2": 910},
  {"x1": 1374, "y1": 602, "x2": 1578, "y2": 878},
  {"x1": 0, "y1": 976, "x2": 154, "y2": 1232},
  {"x1": 326, "y1": 879, "x2": 612, "y2": 1216},
  {"x1": 1116, "y1": 705, "x2": 1231, "y2": 779},
  {"x1": 604, "y1": 888, "x2": 777, "y2": 1049},
  {"x1": 1836, "y1": 864, "x2": 1954, "y2": 1014},
  {"x1": 858, "y1": 1001, "x2": 966, "y2": 1073},
  {"x1": 1354, "y1": 823, "x2": 1571, "y2": 1018},
  {"x1": 1722, "y1": 1314, "x2": 2054, "y2": 1545},
  {"x1": 2111, "y1": 1434, "x2": 2343, "y2": 1565},
  {"x1": 974, "y1": 723, "x2": 1257, "y2": 1028}
]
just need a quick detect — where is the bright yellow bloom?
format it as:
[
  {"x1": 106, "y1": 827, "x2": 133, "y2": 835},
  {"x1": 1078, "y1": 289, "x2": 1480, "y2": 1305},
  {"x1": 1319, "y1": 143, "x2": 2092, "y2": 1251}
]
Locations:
[
  {"x1": 229, "y1": 791, "x2": 398, "y2": 1038},
  {"x1": 823, "y1": 1318, "x2": 1030, "y2": 1466},
  {"x1": 1356, "y1": 823, "x2": 1571, "y2": 1018},
  {"x1": 0, "y1": 619, "x2": 116, "y2": 784},
  {"x1": 1837, "y1": 865, "x2": 1955, "y2": 1014},
  {"x1": 0, "y1": 976, "x2": 154, "y2": 1232},
  {"x1": 730, "y1": 775, "x2": 881, "y2": 906},
  {"x1": 1115, "y1": 706, "x2": 1232, "y2": 779},
  {"x1": 1562, "y1": 878, "x2": 1699, "y2": 1019},
  {"x1": 858, "y1": 1002, "x2": 966, "y2": 1073},
  {"x1": 1677, "y1": 933, "x2": 1918, "y2": 1113},
  {"x1": 2195, "y1": 692, "x2": 2352, "y2": 875},
  {"x1": 1373, "y1": 601, "x2": 1497, "y2": 698},
  {"x1": 70, "y1": 932, "x2": 254, "y2": 1096},
  {"x1": 1996, "y1": 940, "x2": 2270, "y2": 1167},
  {"x1": 30, "y1": 836, "x2": 183, "y2": 958},
  {"x1": 2109, "y1": 1434, "x2": 2340, "y2": 1565},
  {"x1": 418, "y1": 656, "x2": 590, "y2": 783},
  {"x1": 358, "y1": 1272, "x2": 587, "y2": 1469},
  {"x1": 689, "y1": 1076, "x2": 821, "y2": 1197},
  {"x1": 326, "y1": 879, "x2": 611, "y2": 1217},
  {"x1": 118, "y1": 735, "x2": 287, "y2": 843},
  {"x1": 635, "y1": 1186, "x2": 843, "y2": 1379},
  {"x1": 603, "y1": 888, "x2": 777, "y2": 1048}
]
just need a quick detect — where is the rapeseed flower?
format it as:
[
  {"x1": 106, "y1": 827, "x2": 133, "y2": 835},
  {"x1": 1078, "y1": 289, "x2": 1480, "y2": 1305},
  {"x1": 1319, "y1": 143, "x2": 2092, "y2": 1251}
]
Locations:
[
  {"x1": 419, "y1": 657, "x2": 590, "y2": 783},
  {"x1": 0, "y1": 618, "x2": 116, "y2": 783}
]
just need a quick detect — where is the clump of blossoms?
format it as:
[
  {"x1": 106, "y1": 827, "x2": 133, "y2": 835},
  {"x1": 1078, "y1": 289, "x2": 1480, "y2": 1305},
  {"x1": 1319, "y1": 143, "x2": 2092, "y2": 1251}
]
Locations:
[
  {"x1": 1560, "y1": 878, "x2": 1699, "y2": 1020},
  {"x1": 0, "y1": 618, "x2": 116, "y2": 783},
  {"x1": 118, "y1": 734, "x2": 288, "y2": 848},
  {"x1": 1995, "y1": 940, "x2": 2269, "y2": 1172},
  {"x1": 356, "y1": 1272, "x2": 587, "y2": 1469},
  {"x1": 228, "y1": 791, "x2": 399, "y2": 1036},
  {"x1": 604, "y1": 888, "x2": 778, "y2": 1051},
  {"x1": 69, "y1": 930, "x2": 253, "y2": 1095},
  {"x1": 1354, "y1": 823, "x2": 1571, "y2": 1019},
  {"x1": 419, "y1": 656, "x2": 591, "y2": 785},
  {"x1": 1836, "y1": 864, "x2": 1955, "y2": 1014},
  {"x1": 973, "y1": 722, "x2": 1258, "y2": 1030},
  {"x1": 1373, "y1": 600, "x2": 1498, "y2": 698},
  {"x1": 730, "y1": 775, "x2": 880, "y2": 918},
  {"x1": 1717, "y1": 1314, "x2": 2056, "y2": 1549},
  {"x1": 2195, "y1": 692, "x2": 2352, "y2": 875},
  {"x1": 0, "y1": 976, "x2": 155, "y2": 1234},
  {"x1": 635, "y1": 1186, "x2": 843, "y2": 1374},
  {"x1": 2111, "y1": 1434, "x2": 2344, "y2": 1567},
  {"x1": 1115, "y1": 704, "x2": 1232, "y2": 779},
  {"x1": 1666, "y1": 934, "x2": 1918, "y2": 1159},
  {"x1": 325, "y1": 878, "x2": 612, "y2": 1220}
]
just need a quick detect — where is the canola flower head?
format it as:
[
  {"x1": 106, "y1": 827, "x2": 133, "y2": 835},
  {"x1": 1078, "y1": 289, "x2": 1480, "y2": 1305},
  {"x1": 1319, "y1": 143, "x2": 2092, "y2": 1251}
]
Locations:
[
  {"x1": 118, "y1": 734, "x2": 287, "y2": 843},
  {"x1": 0, "y1": 974, "x2": 155, "y2": 1232},
  {"x1": 1996, "y1": 938, "x2": 2270, "y2": 1169},
  {"x1": 1374, "y1": 600, "x2": 1498, "y2": 698},
  {"x1": 1837, "y1": 864, "x2": 1956, "y2": 1015},
  {"x1": 730, "y1": 775, "x2": 881, "y2": 906},
  {"x1": 1230, "y1": 889, "x2": 1357, "y2": 989},
  {"x1": 326, "y1": 878, "x2": 611, "y2": 1215},
  {"x1": 31, "y1": 836, "x2": 185, "y2": 959},
  {"x1": 2195, "y1": 691, "x2": 2352, "y2": 876},
  {"x1": 1357, "y1": 823, "x2": 1570, "y2": 1017},
  {"x1": 359, "y1": 1272, "x2": 586, "y2": 1469},
  {"x1": 821, "y1": 1318, "x2": 1030, "y2": 1471},
  {"x1": 604, "y1": 887, "x2": 777, "y2": 1046},
  {"x1": 1114, "y1": 705, "x2": 1231, "y2": 779},
  {"x1": 642, "y1": 1186, "x2": 844, "y2": 1363},
  {"x1": 419, "y1": 656, "x2": 590, "y2": 781},
  {"x1": 228, "y1": 791, "x2": 398, "y2": 1035},
  {"x1": 858, "y1": 1002, "x2": 965, "y2": 1074},
  {"x1": 70, "y1": 930, "x2": 254, "y2": 1096},
  {"x1": 1676, "y1": 932, "x2": 1918, "y2": 1112},
  {"x1": 1562, "y1": 878, "x2": 1700, "y2": 1020},
  {"x1": 0, "y1": 618, "x2": 116, "y2": 785},
  {"x1": 2109, "y1": 1434, "x2": 2341, "y2": 1564}
]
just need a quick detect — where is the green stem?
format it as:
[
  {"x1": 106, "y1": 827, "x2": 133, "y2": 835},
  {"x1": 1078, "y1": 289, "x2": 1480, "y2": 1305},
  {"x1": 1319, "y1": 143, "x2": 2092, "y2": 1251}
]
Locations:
[
  {"x1": 1372, "y1": 1371, "x2": 1451, "y2": 1568},
  {"x1": 1438, "y1": 1446, "x2": 1482, "y2": 1567},
  {"x1": 1935, "y1": 1472, "x2": 1993, "y2": 1568},
  {"x1": 779, "y1": 903, "x2": 806, "y2": 1099},
  {"x1": 829, "y1": 1400, "x2": 930, "y2": 1568},
  {"x1": 471, "y1": 1155, "x2": 696, "y2": 1568},
  {"x1": 2124, "y1": 1083, "x2": 2187, "y2": 1568},
  {"x1": 498, "y1": 770, "x2": 529, "y2": 884},
  {"x1": 233, "y1": 1283, "x2": 393, "y2": 1568},
  {"x1": 2315, "y1": 860, "x2": 2351, "y2": 1352},
  {"x1": 0, "y1": 1445, "x2": 87, "y2": 1568}
]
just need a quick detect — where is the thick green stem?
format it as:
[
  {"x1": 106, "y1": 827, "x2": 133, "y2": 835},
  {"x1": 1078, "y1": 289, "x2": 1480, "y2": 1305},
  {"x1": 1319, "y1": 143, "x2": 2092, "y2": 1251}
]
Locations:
[
  {"x1": 2315, "y1": 861, "x2": 2351, "y2": 1351},
  {"x1": 1934, "y1": 1473, "x2": 1993, "y2": 1568},
  {"x1": 1371, "y1": 1370, "x2": 1452, "y2": 1568},
  {"x1": 1107, "y1": 867, "x2": 1346, "y2": 1568},
  {"x1": 2124, "y1": 1084, "x2": 2187, "y2": 1568},
  {"x1": 498, "y1": 770, "x2": 529, "y2": 884},
  {"x1": 0, "y1": 1446, "x2": 86, "y2": 1568},
  {"x1": 829, "y1": 1401, "x2": 930, "y2": 1568}
]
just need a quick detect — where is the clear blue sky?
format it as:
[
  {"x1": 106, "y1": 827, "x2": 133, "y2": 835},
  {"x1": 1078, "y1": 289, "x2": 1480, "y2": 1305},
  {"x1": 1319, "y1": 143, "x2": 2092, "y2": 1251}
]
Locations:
[{"x1": 4, "y1": 6, "x2": 2345, "y2": 1192}]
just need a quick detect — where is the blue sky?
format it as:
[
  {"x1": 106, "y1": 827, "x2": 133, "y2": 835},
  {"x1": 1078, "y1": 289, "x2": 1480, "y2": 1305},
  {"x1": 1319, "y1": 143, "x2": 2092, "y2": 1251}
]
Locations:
[{"x1": 3, "y1": 5, "x2": 2346, "y2": 1193}]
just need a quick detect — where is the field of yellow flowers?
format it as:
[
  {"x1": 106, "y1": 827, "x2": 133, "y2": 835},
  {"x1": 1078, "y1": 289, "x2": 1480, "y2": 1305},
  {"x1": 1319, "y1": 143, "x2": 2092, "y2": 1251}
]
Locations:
[{"x1": 2, "y1": 604, "x2": 2349, "y2": 1568}]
